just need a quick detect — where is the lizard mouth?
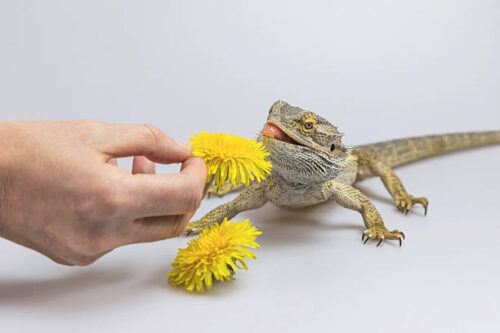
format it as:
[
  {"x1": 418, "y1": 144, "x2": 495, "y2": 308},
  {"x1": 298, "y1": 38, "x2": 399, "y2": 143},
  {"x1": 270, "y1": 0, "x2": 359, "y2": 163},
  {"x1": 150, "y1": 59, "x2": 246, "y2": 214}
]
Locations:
[{"x1": 261, "y1": 123, "x2": 304, "y2": 146}]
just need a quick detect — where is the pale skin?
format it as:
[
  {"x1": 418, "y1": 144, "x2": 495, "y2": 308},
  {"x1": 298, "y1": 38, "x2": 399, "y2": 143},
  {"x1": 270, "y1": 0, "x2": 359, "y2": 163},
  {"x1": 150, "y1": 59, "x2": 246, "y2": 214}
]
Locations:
[{"x1": 0, "y1": 121, "x2": 207, "y2": 266}]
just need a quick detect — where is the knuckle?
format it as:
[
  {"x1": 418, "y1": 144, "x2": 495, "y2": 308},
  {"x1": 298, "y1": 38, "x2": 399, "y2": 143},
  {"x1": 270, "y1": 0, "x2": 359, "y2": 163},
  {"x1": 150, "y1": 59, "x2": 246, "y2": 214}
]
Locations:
[
  {"x1": 140, "y1": 124, "x2": 165, "y2": 149},
  {"x1": 71, "y1": 200, "x2": 124, "y2": 256},
  {"x1": 184, "y1": 187, "x2": 203, "y2": 211},
  {"x1": 95, "y1": 192, "x2": 122, "y2": 217},
  {"x1": 63, "y1": 227, "x2": 114, "y2": 263},
  {"x1": 77, "y1": 182, "x2": 125, "y2": 220}
]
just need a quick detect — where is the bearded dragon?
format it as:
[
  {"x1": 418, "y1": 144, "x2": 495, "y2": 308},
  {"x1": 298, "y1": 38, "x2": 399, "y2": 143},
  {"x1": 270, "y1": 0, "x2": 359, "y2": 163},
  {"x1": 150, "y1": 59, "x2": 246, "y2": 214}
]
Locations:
[{"x1": 185, "y1": 100, "x2": 500, "y2": 246}]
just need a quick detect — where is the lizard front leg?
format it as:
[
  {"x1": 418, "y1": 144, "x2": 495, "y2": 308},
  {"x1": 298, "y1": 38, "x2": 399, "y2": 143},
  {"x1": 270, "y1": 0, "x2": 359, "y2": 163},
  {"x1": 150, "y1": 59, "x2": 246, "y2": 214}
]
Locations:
[
  {"x1": 322, "y1": 180, "x2": 405, "y2": 246},
  {"x1": 354, "y1": 150, "x2": 429, "y2": 215},
  {"x1": 185, "y1": 182, "x2": 268, "y2": 235},
  {"x1": 206, "y1": 182, "x2": 246, "y2": 198}
]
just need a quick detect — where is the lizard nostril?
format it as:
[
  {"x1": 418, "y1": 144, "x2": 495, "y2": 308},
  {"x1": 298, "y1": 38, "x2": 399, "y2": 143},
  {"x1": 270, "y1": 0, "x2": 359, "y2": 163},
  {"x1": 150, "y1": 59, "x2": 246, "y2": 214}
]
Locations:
[{"x1": 330, "y1": 144, "x2": 336, "y2": 152}]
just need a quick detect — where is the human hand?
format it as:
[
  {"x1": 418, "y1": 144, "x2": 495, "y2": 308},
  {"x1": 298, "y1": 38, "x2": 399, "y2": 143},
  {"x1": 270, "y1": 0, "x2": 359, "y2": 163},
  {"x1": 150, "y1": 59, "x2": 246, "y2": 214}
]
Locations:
[{"x1": 0, "y1": 121, "x2": 207, "y2": 266}]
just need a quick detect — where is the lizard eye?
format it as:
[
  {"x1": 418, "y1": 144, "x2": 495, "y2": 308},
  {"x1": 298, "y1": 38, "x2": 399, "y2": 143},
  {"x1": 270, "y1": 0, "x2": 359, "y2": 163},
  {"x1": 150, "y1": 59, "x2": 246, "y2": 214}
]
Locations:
[
  {"x1": 299, "y1": 114, "x2": 317, "y2": 133},
  {"x1": 330, "y1": 143, "x2": 336, "y2": 151}
]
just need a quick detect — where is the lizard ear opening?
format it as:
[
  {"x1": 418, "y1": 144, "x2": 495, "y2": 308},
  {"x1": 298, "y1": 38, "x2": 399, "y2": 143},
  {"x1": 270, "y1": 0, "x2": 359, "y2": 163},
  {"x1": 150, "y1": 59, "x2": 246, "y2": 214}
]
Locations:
[{"x1": 330, "y1": 144, "x2": 336, "y2": 151}]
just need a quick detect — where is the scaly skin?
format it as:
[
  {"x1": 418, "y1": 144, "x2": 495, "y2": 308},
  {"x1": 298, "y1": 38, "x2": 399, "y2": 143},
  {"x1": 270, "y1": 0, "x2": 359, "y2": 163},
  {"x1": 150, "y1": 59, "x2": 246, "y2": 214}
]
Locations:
[
  {"x1": 354, "y1": 150, "x2": 429, "y2": 215},
  {"x1": 185, "y1": 101, "x2": 500, "y2": 246}
]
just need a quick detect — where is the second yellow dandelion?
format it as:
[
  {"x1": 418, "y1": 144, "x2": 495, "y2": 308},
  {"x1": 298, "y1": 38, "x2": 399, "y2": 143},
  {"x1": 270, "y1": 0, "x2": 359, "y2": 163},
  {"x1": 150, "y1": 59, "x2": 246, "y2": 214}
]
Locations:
[{"x1": 168, "y1": 218, "x2": 261, "y2": 293}]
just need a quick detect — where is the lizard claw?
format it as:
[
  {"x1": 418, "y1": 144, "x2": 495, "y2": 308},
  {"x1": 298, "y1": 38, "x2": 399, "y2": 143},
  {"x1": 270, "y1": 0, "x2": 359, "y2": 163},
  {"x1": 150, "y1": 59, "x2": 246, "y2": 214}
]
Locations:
[
  {"x1": 183, "y1": 220, "x2": 207, "y2": 237},
  {"x1": 395, "y1": 195, "x2": 429, "y2": 216},
  {"x1": 362, "y1": 226, "x2": 405, "y2": 247}
]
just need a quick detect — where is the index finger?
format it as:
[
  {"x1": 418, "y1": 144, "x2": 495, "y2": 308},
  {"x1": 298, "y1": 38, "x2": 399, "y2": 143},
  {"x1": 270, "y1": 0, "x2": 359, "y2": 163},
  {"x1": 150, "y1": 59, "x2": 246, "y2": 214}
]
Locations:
[
  {"x1": 87, "y1": 122, "x2": 193, "y2": 164},
  {"x1": 123, "y1": 156, "x2": 207, "y2": 217}
]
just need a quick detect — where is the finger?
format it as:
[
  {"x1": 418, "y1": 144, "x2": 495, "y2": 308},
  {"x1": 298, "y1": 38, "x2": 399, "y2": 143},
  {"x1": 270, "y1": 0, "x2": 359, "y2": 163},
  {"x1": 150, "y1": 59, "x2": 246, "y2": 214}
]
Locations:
[
  {"x1": 90, "y1": 123, "x2": 192, "y2": 164},
  {"x1": 132, "y1": 156, "x2": 156, "y2": 174},
  {"x1": 174, "y1": 139, "x2": 192, "y2": 151},
  {"x1": 128, "y1": 213, "x2": 193, "y2": 243},
  {"x1": 125, "y1": 156, "x2": 207, "y2": 217}
]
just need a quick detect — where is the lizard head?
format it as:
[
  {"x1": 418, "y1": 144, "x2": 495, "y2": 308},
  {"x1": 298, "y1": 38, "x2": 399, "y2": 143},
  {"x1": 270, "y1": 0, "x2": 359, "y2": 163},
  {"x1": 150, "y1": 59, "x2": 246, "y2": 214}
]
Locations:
[{"x1": 259, "y1": 100, "x2": 351, "y2": 184}]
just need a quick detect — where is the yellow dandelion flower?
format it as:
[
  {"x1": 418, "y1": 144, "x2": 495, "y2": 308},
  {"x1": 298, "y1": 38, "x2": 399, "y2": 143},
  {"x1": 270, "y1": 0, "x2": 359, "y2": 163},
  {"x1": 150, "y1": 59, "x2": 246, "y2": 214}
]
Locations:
[
  {"x1": 189, "y1": 131, "x2": 272, "y2": 188},
  {"x1": 168, "y1": 218, "x2": 261, "y2": 293}
]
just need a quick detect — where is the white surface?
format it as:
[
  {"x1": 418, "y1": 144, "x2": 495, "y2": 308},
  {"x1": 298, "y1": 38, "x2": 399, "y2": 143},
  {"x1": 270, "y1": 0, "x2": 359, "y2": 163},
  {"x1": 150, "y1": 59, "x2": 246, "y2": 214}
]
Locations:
[{"x1": 1, "y1": 1, "x2": 499, "y2": 332}]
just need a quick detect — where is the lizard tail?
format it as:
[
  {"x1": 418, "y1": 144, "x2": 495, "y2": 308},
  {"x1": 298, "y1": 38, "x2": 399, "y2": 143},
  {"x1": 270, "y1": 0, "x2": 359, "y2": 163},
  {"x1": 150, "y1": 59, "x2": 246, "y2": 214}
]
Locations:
[{"x1": 355, "y1": 131, "x2": 500, "y2": 168}]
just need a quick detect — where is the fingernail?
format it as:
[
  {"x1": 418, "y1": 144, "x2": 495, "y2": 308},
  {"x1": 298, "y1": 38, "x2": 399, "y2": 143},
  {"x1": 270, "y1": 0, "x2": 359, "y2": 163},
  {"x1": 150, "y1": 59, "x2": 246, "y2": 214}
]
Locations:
[{"x1": 175, "y1": 140, "x2": 192, "y2": 152}]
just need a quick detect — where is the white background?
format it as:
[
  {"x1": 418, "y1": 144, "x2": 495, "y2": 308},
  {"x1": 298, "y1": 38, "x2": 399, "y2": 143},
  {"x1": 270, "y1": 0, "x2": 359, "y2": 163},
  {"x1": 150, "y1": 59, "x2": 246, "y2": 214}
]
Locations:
[{"x1": 1, "y1": 1, "x2": 499, "y2": 332}]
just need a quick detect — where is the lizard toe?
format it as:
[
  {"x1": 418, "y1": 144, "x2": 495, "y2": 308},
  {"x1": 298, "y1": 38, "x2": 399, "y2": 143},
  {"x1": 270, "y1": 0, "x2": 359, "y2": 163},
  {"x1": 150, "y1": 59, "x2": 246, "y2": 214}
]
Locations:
[
  {"x1": 396, "y1": 194, "x2": 429, "y2": 216},
  {"x1": 362, "y1": 227, "x2": 405, "y2": 246}
]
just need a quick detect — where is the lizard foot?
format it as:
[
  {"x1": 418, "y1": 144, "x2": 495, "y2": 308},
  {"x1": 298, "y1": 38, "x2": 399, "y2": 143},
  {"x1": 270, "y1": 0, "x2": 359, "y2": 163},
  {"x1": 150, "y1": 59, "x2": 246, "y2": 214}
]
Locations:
[
  {"x1": 362, "y1": 226, "x2": 405, "y2": 247},
  {"x1": 183, "y1": 220, "x2": 213, "y2": 236},
  {"x1": 395, "y1": 195, "x2": 429, "y2": 215},
  {"x1": 207, "y1": 183, "x2": 243, "y2": 198}
]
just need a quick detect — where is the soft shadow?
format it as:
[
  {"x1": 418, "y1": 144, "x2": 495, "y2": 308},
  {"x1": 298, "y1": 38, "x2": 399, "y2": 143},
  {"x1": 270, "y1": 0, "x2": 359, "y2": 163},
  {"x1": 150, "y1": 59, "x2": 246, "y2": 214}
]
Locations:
[
  {"x1": 240, "y1": 202, "x2": 364, "y2": 248},
  {"x1": 0, "y1": 266, "x2": 132, "y2": 307},
  {"x1": 146, "y1": 266, "x2": 239, "y2": 297},
  {"x1": 0, "y1": 195, "x2": 399, "y2": 305}
]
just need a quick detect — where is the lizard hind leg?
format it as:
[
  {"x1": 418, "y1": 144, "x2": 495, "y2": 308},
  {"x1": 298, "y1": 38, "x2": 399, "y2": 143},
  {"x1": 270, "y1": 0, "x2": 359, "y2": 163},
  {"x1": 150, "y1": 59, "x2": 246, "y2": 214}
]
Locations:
[
  {"x1": 395, "y1": 195, "x2": 429, "y2": 216},
  {"x1": 354, "y1": 150, "x2": 429, "y2": 215}
]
